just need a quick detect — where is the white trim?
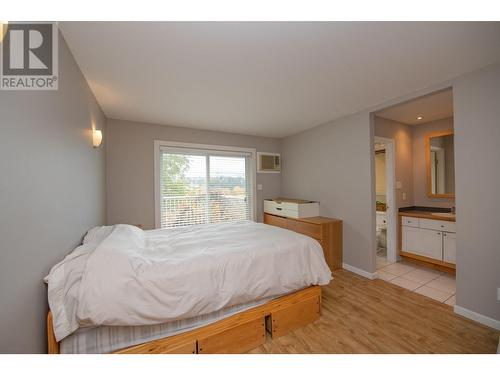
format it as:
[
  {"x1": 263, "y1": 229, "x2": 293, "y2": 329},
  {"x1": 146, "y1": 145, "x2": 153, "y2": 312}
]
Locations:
[
  {"x1": 154, "y1": 140, "x2": 257, "y2": 229},
  {"x1": 374, "y1": 136, "x2": 398, "y2": 263},
  {"x1": 453, "y1": 305, "x2": 500, "y2": 331},
  {"x1": 342, "y1": 263, "x2": 377, "y2": 280},
  {"x1": 154, "y1": 140, "x2": 161, "y2": 229}
]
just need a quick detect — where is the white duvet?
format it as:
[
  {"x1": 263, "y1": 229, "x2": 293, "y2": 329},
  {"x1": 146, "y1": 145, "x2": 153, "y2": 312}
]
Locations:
[{"x1": 46, "y1": 221, "x2": 332, "y2": 341}]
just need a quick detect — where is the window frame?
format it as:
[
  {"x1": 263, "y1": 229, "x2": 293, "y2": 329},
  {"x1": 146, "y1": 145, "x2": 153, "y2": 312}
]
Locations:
[{"x1": 154, "y1": 140, "x2": 257, "y2": 229}]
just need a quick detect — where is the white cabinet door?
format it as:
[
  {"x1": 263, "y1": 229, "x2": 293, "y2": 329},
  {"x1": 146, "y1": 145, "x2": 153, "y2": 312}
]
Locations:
[
  {"x1": 402, "y1": 226, "x2": 443, "y2": 260},
  {"x1": 443, "y1": 232, "x2": 456, "y2": 264}
]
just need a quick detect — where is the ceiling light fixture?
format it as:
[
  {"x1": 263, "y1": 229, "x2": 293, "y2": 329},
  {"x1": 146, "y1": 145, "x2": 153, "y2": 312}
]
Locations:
[{"x1": 416, "y1": 116, "x2": 423, "y2": 120}]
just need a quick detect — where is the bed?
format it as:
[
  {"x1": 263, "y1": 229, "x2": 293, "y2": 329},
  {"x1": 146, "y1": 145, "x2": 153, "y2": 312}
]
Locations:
[{"x1": 46, "y1": 221, "x2": 332, "y2": 354}]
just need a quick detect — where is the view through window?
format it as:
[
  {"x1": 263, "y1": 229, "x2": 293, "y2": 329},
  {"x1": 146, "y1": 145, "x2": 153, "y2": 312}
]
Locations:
[{"x1": 159, "y1": 147, "x2": 254, "y2": 228}]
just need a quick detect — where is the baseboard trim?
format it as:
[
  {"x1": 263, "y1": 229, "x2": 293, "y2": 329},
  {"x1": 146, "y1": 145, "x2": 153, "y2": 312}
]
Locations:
[
  {"x1": 454, "y1": 305, "x2": 500, "y2": 331},
  {"x1": 342, "y1": 263, "x2": 377, "y2": 280}
]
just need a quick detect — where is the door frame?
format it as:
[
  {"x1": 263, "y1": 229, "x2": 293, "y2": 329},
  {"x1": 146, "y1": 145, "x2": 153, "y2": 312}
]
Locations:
[{"x1": 375, "y1": 136, "x2": 397, "y2": 263}]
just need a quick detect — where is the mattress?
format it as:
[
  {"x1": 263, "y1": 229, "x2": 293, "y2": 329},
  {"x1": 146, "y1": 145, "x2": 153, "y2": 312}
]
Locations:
[
  {"x1": 60, "y1": 296, "x2": 274, "y2": 354},
  {"x1": 47, "y1": 221, "x2": 332, "y2": 342}
]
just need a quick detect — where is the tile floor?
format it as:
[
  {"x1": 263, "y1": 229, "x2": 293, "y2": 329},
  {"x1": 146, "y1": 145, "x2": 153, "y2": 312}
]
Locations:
[{"x1": 376, "y1": 255, "x2": 456, "y2": 306}]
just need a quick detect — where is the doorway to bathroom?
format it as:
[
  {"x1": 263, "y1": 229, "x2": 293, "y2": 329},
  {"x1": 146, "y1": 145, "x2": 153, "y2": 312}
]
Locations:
[
  {"x1": 374, "y1": 137, "x2": 397, "y2": 265},
  {"x1": 371, "y1": 88, "x2": 457, "y2": 307}
]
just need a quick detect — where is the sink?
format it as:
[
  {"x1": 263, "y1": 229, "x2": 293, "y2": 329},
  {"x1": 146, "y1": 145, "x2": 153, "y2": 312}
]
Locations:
[{"x1": 430, "y1": 212, "x2": 455, "y2": 218}]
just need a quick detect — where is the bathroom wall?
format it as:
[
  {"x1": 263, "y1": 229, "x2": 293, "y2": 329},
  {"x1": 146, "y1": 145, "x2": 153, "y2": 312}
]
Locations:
[
  {"x1": 411, "y1": 117, "x2": 455, "y2": 208},
  {"x1": 375, "y1": 151, "x2": 387, "y2": 204},
  {"x1": 375, "y1": 116, "x2": 455, "y2": 210},
  {"x1": 374, "y1": 117, "x2": 413, "y2": 209}
]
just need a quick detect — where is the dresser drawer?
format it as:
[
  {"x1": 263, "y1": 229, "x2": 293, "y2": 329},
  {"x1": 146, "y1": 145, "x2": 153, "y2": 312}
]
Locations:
[
  {"x1": 419, "y1": 218, "x2": 456, "y2": 233},
  {"x1": 264, "y1": 205, "x2": 298, "y2": 219},
  {"x1": 264, "y1": 213, "x2": 288, "y2": 229},
  {"x1": 401, "y1": 216, "x2": 419, "y2": 228},
  {"x1": 266, "y1": 199, "x2": 299, "y2": 211},
  {"x1": 264, "y1": 199, "x2": 319, "y2": 219},
  {"x1": 286, "y1": 219, "x2": 322, "y2": 240}
]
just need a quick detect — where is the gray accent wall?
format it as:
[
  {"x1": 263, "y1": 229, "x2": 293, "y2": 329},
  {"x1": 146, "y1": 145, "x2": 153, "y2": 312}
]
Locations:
[
  {"x1": 281, "y1": 112, "x2": 376, "y2": 274},
  {"x1": 453, "y1": 63, "x2": 500, "y2": 322},
  {"x1": 106, "y1": 119, "x2": 282, "y2": 228},
  {"x1": 0, "y1": 34, "x2": 106, "y2": 353}
]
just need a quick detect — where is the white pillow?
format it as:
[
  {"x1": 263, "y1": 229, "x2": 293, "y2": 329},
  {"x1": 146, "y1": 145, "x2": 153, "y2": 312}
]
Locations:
[{"x1": 83, "y1": 225, "x2": 114, "y2": 244}]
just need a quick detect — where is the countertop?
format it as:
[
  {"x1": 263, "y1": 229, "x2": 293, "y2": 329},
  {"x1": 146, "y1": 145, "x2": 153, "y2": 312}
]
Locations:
[{"x1": 399, "y1": 210, "x2": 456, "y2": 222}]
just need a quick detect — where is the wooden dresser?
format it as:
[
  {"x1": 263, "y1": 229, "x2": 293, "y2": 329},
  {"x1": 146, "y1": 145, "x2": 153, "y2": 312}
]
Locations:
[{"x1": 263, "y1": 213, "x2": 343, "y2": 270}]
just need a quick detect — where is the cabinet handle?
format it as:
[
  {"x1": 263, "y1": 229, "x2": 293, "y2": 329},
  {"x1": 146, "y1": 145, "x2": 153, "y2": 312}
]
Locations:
[
  {"x1": 437, "y1": 232, "x2": 441, "y2": 235},
  {"x1": 443, "y1": 233, "x2": 447, "y2": 237}
]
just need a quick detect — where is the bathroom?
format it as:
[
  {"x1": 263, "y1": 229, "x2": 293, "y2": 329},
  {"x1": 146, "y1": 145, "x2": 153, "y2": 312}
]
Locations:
[{"x1": 373, "y1": 88, "x2": 457, "y2": 306}]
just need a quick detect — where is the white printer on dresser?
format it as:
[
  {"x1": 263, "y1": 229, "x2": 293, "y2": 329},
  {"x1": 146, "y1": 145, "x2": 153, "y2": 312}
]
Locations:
[{"x1": 264, "y1": 198, "x2": 319, "y2": 219}]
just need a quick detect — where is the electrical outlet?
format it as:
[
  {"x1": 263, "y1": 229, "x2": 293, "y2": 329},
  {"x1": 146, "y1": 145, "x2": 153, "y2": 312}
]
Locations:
[
  {"x1": 396, "y1": 181, "x2": 402, "y2": 189},
  {"x1": 402, "y1": 192, "x2": 407, "y2": 201},
  {"x1": 257, "y1": 184, "x2": 263, "y2": 191}
]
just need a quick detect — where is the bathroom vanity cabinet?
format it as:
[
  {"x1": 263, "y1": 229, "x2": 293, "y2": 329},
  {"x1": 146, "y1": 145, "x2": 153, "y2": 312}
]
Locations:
[{"x1": 399, "y1": 211, "x2": 456, "y2": 274}]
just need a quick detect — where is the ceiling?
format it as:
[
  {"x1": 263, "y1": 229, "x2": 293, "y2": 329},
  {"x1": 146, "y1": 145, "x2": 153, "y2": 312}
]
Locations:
[
  {"x1": 60, "y1": 22, "x2": 500, "y2": 138},
  {"x1": 375, "y1": 88, "x2": 453, "y2": 125}
]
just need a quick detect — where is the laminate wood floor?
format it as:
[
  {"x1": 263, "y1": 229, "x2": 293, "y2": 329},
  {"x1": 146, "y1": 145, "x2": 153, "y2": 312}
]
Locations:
[{"x1": 249, "y1": 270, "x2": 499, "y2": 353}]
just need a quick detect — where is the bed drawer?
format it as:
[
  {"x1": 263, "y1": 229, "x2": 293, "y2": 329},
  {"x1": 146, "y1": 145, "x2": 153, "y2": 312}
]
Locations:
[
  {"x1": 115, "y1": 338, "x2": 197, "y2": 354},
  {"x1": 197, "y1": 317, "x2": 266, "y2": 354},
  {"x1": 267, "y1": 295, "x2": 320, "y2": 338},
  {"x1": 286, "y1": 219, "x2": 322, "y2": 240},
  {"x1": 264, "y1": 213, "x2": 288, "y2": 229}
]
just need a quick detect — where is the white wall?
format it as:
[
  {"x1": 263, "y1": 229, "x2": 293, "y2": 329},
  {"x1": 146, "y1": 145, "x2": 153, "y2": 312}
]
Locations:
[
  {"x1": 453, "y1": 63, "x2": 500, "y2": 324},
  {"x1": 281, "y1": 112, "x2": 376, "y2": 274},
  {"x1": 0, "y1": 34, "x2": 106, "y2": 353}
]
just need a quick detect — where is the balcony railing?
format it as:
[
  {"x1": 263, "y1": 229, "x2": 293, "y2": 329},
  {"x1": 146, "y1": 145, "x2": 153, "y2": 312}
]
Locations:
[{"x1": 161, "y1": 194, "x2": 249, "y2": 228}]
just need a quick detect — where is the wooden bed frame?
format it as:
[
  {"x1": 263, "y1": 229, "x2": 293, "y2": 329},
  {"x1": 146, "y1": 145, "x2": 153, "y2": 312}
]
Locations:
[{"x1": 47, "y1": 285, "x2": 321, "y2": 354}]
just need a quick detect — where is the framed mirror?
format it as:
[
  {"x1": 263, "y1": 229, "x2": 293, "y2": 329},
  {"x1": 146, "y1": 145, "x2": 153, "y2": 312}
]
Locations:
[{"x1": 426, "y1": 130, "x2": 455, "y2": 198}]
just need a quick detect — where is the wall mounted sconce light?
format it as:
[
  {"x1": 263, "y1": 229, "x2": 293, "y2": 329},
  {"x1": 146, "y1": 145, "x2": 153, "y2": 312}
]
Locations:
[
  {"x1": 93, "y1": 129, "x2": 103, "y2": 148},
  {"x1": 0, "y1": 22, "x2": 8, "y2": 43}
]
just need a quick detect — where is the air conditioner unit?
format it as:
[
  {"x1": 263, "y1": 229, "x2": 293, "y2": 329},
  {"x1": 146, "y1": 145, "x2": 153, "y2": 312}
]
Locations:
[{"x1": 257, "y1": 152, "x2": 281, "y2": 173}]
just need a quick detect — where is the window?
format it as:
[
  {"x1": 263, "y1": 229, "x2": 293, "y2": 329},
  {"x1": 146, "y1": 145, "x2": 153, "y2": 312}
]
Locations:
[{"x1": 155, "y1": 141, "x2": 256, "y2": 228}]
